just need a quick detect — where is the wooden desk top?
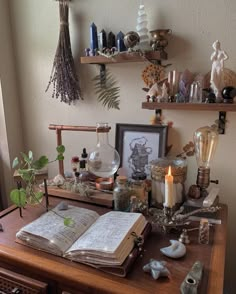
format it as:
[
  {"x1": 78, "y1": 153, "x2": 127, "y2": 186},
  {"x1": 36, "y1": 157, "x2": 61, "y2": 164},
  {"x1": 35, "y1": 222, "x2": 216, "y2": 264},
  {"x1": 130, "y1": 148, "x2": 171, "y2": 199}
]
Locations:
[{"x1": 0, "y1": 197, "x2": 227, "y2": 294}]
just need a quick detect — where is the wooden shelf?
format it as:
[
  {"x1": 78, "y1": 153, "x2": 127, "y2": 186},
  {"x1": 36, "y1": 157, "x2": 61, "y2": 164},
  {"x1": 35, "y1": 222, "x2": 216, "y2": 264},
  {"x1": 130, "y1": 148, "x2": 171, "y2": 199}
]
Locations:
[
  {"x1": 142, "y1": 102, "x2": 236, "y2": 111},
  {"x1": 80, "y1": 51, "x2": 167, "y2": 64}
]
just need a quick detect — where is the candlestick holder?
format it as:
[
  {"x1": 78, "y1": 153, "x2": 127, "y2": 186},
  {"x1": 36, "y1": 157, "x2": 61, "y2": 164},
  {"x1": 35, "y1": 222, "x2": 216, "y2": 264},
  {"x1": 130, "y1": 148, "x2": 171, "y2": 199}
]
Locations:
[{"x1": 149, "y1": 205, "x2": 220, "y2": 233}]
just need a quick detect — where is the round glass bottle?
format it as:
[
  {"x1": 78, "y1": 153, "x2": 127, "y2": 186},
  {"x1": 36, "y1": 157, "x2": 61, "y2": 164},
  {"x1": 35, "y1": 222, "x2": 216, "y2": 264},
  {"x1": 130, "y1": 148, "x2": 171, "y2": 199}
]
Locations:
[
  {"x1": 87, "y1": 123, "x2": 120, "y2": 177},
  {"x1": 113, "y1": 176, "x2": 130, "y2": 212}
]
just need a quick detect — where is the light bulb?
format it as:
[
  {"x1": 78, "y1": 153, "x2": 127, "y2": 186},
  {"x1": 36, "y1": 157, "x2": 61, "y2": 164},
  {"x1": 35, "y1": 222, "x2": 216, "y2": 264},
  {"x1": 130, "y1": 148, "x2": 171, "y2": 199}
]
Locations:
[
  {"x1": 87, "y1": 123, "x2": 120, "y2": 177},
  {"x1": 193, "y1": 126, "x2": 218, "y2": 190}
]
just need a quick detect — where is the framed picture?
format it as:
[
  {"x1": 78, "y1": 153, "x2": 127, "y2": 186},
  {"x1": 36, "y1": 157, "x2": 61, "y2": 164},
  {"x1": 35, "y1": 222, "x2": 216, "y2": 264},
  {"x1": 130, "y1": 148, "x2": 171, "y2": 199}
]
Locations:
[{"x1": 115, "y1": 123, "x2": 168, "y2": 179}]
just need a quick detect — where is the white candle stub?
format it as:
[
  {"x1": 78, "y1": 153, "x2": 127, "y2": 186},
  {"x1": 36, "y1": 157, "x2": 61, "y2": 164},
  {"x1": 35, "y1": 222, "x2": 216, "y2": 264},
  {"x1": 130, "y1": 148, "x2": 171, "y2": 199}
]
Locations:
[{"x1": 164, "y1": 166, "x2": 174, "y2": 208}]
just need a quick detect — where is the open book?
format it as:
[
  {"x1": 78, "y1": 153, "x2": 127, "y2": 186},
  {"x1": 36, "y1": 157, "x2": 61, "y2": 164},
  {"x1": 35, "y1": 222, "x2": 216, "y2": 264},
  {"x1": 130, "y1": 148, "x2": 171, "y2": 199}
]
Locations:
[{"x1": 16, "y1": 203, "x2": 150, "y2": 276}]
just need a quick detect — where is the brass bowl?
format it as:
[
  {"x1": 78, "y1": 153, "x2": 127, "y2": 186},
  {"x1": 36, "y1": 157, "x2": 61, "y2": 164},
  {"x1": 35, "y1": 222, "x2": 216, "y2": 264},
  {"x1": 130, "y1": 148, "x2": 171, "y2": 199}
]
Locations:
[{"x1": 95, "y1": 177, "x2": 114, "y2": 191}]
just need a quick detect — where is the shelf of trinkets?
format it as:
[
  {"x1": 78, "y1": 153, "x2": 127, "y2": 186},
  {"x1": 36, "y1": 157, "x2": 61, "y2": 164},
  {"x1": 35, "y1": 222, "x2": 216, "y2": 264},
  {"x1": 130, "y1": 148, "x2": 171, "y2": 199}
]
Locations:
[
  {"x1": 80, "y1": 51, "x2": 167, "y2": 64},
  {"x1": 142, "y1": 101, "x2": 236, "y2": 111}
]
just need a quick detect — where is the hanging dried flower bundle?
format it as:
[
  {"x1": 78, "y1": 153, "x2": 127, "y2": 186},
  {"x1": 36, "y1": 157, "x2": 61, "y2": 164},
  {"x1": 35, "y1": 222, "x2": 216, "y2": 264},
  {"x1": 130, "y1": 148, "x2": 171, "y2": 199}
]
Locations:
[{"x1": 46, "y1": 0, "x2": 82, "y2": 104}]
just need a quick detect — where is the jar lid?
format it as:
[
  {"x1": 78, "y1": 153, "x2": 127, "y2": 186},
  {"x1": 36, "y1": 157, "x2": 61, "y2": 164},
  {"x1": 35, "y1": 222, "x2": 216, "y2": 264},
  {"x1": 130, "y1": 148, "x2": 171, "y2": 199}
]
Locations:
[
  {"x1": 131, "y1": 174, "x2": 147, "y2": 181},
  {"x1": 150, "y1": 156, "x2": 187, "y2": 168}
]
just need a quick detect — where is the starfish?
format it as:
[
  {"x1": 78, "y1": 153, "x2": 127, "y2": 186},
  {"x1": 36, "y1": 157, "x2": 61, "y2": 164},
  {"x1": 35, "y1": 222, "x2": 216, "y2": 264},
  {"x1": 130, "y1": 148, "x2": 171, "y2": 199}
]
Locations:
[{"x1": 143, "y1": 259, "x2": 170, "y2": 280}]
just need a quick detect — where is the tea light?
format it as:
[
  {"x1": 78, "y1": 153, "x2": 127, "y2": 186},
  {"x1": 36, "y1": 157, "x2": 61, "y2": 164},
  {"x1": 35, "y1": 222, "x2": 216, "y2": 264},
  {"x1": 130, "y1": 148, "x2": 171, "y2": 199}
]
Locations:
[{"x1": 164, "y1": 166, "x2": 174, "y2": 208}]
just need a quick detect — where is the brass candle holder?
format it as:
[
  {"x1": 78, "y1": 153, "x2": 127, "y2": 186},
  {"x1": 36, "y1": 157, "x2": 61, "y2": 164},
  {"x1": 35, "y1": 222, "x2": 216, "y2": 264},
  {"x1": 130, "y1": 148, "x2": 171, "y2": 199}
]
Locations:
[{"x1": 149, "y1": 205, "x2": 220, "y2": 233}]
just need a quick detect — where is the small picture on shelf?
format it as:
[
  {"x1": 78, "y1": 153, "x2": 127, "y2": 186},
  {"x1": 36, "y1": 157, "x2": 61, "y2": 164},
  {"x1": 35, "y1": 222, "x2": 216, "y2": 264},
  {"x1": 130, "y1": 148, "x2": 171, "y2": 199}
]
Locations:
[{"x1": 115, "y1": 124, "x2": 168, "y2": 179}]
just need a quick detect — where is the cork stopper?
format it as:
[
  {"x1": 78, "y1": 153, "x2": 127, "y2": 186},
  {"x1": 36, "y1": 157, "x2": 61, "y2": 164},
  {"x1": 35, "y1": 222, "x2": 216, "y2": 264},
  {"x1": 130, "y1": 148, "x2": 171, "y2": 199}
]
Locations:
[{"x1": 116, "y1": 176, "x2": 128, "y2": 183}]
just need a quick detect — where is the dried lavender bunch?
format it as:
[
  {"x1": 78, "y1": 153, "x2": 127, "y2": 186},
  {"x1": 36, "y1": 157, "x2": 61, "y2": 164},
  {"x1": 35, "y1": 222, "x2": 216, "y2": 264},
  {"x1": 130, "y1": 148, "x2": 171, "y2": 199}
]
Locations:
[{"x1": 46, "y1": 1, "x2": 82, "y2": 104}]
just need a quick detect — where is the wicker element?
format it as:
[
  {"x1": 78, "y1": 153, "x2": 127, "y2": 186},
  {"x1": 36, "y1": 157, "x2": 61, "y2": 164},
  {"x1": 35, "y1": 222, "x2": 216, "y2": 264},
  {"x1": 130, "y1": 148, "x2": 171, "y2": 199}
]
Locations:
[
  {"x1": 151, "y1": 158, "x2": 187, "y2": 184},
  {"x1": 0, "y1": 268, "x2": 47, "y2": 294}
]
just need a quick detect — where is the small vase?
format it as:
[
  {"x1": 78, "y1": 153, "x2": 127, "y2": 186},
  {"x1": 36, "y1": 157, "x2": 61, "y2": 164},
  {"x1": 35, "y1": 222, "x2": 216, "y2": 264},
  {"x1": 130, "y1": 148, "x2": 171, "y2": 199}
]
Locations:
[{"x1": 149, "y1": 29, "x2": 172, "y2": 52}]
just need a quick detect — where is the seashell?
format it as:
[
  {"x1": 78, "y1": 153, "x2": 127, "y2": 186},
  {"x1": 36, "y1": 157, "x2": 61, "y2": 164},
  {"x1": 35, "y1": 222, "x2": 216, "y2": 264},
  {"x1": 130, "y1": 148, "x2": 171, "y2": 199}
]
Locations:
[
  {"x1": 160, "y1": 240, "x2": 186, "y2": 259},
  {"x1": 53, "y1": 174, "x2": 65, "y2": 186}
]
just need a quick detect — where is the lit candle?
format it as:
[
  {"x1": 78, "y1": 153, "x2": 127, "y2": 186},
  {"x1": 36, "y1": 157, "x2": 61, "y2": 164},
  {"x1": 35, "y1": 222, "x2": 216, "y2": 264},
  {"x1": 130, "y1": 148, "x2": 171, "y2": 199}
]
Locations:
[{"x1": 164, "y1": 166, "x2": 174, "y2": 208}]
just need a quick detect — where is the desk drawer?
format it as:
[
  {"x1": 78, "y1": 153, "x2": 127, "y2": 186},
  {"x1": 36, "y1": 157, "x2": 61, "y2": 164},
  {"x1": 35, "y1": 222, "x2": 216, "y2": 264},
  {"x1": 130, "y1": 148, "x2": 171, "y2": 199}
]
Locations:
[{"x1": 0, "y1": 267, "x2": 47, "y2": 293}]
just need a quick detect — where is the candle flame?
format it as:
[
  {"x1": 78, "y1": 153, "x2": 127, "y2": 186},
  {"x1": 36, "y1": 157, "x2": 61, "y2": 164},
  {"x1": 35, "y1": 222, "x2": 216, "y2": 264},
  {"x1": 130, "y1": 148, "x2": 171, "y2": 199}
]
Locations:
[{"x1": 168, "y1": 166, "x2": 172, "y2": 176}]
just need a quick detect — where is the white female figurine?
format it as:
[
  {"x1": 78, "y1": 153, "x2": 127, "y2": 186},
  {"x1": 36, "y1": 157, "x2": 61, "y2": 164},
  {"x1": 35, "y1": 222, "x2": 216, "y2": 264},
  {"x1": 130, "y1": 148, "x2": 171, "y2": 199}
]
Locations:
[{"x1": 210, "y1": 40, "x2": 228, "y2": 100}]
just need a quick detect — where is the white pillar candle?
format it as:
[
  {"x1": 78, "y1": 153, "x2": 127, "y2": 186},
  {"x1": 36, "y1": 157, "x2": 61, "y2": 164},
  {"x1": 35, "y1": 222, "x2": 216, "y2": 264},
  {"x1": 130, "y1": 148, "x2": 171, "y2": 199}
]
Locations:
[{"x1": 164, "y1": 166, "x2": 174, "y2": 208}]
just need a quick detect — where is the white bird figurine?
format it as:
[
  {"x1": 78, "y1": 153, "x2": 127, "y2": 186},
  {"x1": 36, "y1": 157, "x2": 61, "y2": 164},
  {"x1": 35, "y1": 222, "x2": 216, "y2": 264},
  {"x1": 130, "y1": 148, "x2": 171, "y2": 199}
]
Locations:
[{"x1": 160, "y1": 240, "x2": 186, "y2": 258}]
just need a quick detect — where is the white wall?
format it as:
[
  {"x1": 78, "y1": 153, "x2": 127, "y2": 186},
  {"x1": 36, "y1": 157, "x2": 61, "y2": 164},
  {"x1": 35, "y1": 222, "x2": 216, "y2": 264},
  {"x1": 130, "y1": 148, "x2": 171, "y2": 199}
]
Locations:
[
  {"x1": 5, "y1": 0, "x2": 236, "y2": 292},
  {"x1": 0, "y1": 0, "x2": 24, "y2": 205}
]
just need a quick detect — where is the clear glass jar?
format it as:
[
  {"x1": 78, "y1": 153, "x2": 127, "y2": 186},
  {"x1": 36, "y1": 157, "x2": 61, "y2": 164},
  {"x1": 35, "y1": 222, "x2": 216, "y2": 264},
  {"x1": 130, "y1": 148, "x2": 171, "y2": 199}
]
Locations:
[
  {"x1": 130, "y1": 175, "x2": 147, "y2": 202},
  {"x1": 87, "y1": 123, "x2": 120, "y2": 178},
  {"x1": 150, "y1": 157, "x2": 187, "y2": 207},
  {"x1": 113, "y1": 176, "x2": 130, "y2": 212},
  {"x1": 130, "y1": 175, "x2": 149, "y2": 214}
]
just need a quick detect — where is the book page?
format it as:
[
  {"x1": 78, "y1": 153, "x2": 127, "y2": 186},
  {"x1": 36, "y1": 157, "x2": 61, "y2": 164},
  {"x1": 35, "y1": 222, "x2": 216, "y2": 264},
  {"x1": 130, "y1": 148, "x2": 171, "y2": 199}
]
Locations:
[
  {"x1": 66, "y1": 211, "x2": 146, "y2": 259},
  {"x1": 16, "y1": 204, "x2": 99, "y2": 255}
]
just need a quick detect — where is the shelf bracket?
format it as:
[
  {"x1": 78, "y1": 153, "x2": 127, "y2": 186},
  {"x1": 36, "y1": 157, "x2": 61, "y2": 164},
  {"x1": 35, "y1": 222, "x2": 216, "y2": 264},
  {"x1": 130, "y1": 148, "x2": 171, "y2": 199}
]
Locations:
[{"x1": 218, "y1": 111, "x2": 226, "y2": 134}]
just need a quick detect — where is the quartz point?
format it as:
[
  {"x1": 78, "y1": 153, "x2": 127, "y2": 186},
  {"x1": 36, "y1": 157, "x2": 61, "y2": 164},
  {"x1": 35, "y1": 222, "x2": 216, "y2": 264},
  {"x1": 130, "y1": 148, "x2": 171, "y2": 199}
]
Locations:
[
  {"x1": 90, "y1": 22, "x2": 98, "y2": 51},
  {"x1": 107, "y1": 31, "x2": 116, "y2": 49}
]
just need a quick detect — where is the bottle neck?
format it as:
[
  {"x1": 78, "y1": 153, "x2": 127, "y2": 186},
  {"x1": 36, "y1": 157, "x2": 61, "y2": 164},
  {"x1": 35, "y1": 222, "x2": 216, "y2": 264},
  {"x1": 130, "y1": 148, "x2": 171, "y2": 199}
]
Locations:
[{"x1": 97, "y1": 131, "x2": 109, "y2": 146}]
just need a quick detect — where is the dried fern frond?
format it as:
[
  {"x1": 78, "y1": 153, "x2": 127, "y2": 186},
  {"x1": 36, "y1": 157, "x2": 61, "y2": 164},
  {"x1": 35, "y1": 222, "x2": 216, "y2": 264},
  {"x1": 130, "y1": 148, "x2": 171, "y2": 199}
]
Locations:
[
  {"x1": 93, "y1": 71, "x2": 120, "y2": 110},
  {"x1": 46, "y1": 1, "x2": 82, "y2": 105}
]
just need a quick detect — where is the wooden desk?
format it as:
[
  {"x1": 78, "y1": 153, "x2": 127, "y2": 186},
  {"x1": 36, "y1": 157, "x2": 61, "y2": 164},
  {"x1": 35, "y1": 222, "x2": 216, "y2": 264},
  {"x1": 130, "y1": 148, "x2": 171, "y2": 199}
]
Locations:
[{"x1": 0, "y1": 197, "x2": 227, "y2": 294}]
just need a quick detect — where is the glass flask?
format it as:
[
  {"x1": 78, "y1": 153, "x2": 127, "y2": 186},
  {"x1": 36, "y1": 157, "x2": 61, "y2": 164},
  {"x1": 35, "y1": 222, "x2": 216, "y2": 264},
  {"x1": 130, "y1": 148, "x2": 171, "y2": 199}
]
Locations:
[{"x1": 87, "y1": 122, "x2": 120, "y2": 177}]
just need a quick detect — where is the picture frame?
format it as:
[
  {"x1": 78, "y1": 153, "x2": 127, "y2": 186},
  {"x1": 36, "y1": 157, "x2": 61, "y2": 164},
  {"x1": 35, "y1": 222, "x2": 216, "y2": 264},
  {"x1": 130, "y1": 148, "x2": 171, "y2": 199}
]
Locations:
[{"x1": 115, "y1": 123, "x2": 168, "y2": 179}]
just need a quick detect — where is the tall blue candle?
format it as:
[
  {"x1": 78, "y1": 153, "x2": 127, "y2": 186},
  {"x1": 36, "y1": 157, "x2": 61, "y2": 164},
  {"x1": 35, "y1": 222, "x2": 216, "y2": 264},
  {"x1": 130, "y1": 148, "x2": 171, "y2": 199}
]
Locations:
[{"x1": 90, "y1": 23, "x2": 98, "y2": 51}]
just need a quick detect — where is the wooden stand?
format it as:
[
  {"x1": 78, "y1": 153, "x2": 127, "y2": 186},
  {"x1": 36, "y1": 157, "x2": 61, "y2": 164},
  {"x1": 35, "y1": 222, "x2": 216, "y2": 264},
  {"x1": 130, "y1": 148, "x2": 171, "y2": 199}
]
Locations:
[{"x1": 48, "y1": 124, "x2": 113, "y2": 207}]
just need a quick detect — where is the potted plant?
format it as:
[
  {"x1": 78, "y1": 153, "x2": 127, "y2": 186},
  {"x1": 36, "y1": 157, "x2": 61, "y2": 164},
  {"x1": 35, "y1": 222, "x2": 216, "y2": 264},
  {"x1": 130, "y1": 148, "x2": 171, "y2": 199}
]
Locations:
[{"x1": 10, "y1": 145, "x2": 73, "y2": 225}]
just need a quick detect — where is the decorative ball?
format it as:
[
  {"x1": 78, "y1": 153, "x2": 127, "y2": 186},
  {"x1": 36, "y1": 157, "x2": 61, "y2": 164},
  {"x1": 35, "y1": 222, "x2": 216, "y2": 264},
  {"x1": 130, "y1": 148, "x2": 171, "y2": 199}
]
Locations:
[
  {"x1": 222, "y1": 86, "x2": 236, "y2": 102},
  {"x1": 124, "y1": 31, "x2": 140, "y2": 49}
]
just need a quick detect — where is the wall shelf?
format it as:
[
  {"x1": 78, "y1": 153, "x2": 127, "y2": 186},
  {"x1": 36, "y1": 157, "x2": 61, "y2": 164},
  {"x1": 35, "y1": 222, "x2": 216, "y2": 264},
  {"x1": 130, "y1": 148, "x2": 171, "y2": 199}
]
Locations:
[
  {"x1": 80, "y1": 51, "x2": 167, "y2": 64},
  {"x1": 142, "y1": 102, "x2": 236, "y2": 112}
]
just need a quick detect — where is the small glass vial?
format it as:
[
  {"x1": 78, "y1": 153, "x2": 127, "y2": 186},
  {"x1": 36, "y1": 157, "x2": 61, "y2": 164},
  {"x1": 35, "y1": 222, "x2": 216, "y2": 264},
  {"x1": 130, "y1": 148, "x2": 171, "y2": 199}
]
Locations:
[
  {"x1": 113, "y1": 176, "x2": 130, "y2": 212},
  {"x1": 71, "y1": 156, "x2": 80, "y2": 173},
  {"x1": 198, "y1": 218, "x2": 210, "y2": 244}
]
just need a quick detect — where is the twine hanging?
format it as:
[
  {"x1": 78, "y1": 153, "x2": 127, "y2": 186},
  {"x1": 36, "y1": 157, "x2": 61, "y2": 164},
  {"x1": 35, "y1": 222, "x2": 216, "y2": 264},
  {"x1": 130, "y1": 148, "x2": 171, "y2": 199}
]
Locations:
[{"x1": 46, "y1": 0, "x2": 82, "y2": 104}]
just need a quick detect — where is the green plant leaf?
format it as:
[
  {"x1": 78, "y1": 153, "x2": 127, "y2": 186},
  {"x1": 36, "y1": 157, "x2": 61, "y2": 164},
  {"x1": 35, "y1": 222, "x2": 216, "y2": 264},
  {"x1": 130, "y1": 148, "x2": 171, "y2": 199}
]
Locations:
[
  {"x1": 34, "y1": 191, "x2": 44, "y2": 202},
  {"x1": 28, "y1": 150, "x2": 33, "y2": 160},
  {"x1": 93, "y1": 70, "x2": 120, "y2": 110},
  {"x1": 57, "y1": 154, "x2": 64, "y2": 160},
  {"x1": 18, "y1": 169, "x2": 34, "y2": 181},
  {"x1": 12, "y1": 157, "x2": 19, "y2": 169},
  {"x1": 57, "y1": 145, "x2": 65, "y2": 154},
  {"x1": 10, "y1": 188, "x2": 27, "y2": 207},
  {"x1": 64, "y1": 217, "x2": 74, "y2": 227},
  {"x1": 21, "y1": 152, "x2": 31, "y2": 165},
  {"x1": 32, "y1": 156, "x2": 49, "y2": 170}
]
